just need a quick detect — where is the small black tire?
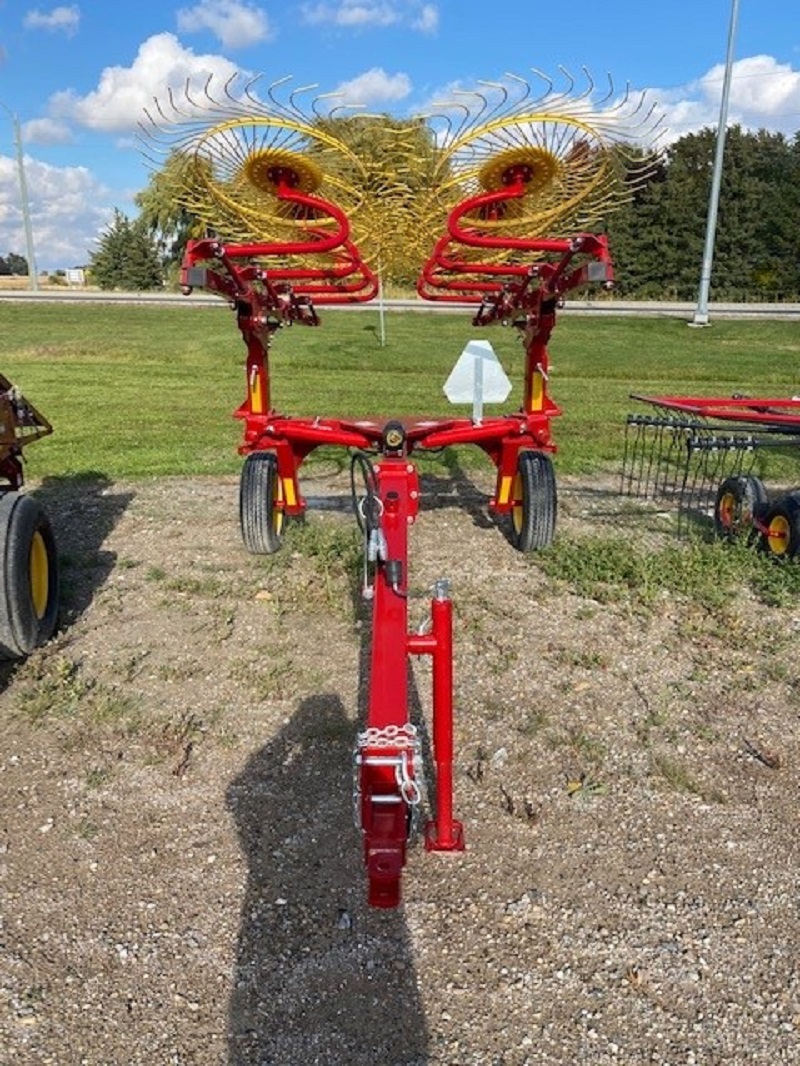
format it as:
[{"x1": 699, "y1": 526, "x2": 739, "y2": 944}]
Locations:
[
  {"x1": 713, "y1": 475, "x2": 768, "y2": 542},
  {"x1": 0, "y1": 492, "x2": 59, "y2": 660},
  {"x1": 239, "y1": 452, "x2": 284, "y2": 555},
  {"x1": 508, "y1": 450, "x2": 557, "y2": 552},
  {"x1": 761, "y1": 492, "x2": 800, "y2": 560}
]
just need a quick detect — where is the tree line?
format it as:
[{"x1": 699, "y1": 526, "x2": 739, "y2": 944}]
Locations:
[
  {"x1": 0, "y1": 253, "x2": 30, "y2": 276},
  {"x1": 607, "y1": 126, "x2": 800, "y2": 301},
  {"x1": 88, "y1": 122, "x2": 800, "y2": 301}
]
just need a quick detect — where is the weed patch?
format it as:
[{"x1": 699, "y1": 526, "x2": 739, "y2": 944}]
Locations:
[{"x1": 536, "y1": 534, "x2": 800, "y2": 610}]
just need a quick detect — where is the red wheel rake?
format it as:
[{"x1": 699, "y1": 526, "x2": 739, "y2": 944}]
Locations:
[
  {"x1": 142, "y1": 72, "x2": 663, "y2": 906},
  {"x1": 623, "y1": 392, "x2": 800, "y2": 558}
]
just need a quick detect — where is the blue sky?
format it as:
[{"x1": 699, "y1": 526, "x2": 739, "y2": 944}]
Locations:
[{"x1": 0, "y1": 0, "x2": 798, "y2": 269}]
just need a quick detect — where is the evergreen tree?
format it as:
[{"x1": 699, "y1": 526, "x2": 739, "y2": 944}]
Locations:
[
  {"x1": 608, "y1": 126, "x2": 800, "y2": 300},
  {"x1": 90, "y1": 210, "x2": 164, "y2": 290},
  {"x1": 5, "y1": 252, "x2": 28, "y2": 275}
]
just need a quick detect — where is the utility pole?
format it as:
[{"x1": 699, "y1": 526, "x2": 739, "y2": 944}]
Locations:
[
  {"x1": 0, "y1": 101, "x2": 38, "y2": 291},
  {"x1": 691, "y1": 0, "x2": 740, "y2": 326}
]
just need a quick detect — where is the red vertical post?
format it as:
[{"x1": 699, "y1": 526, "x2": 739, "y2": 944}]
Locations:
[
  {"x1": 423, "y1": 584, "x2": 464, "y2": 853},
  {"x1": 243, "y1": 330, "x2": 271, "y2": 422}
]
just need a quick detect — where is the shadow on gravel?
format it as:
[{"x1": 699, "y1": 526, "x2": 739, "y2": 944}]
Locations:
[
  {"x1": 419, "y1": 448, "x2": 496, "y2": 532},
  {"x1": 32, "y1": 471, "x2": 134, "y2": 630},
  {"x1": 227, "y1": 693, "x2": 430, "y2": 1066}
]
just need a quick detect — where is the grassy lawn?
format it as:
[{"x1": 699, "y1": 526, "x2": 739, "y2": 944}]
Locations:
[{"x1": 1, "y1": 300, "x2": 799, "y2": 482}]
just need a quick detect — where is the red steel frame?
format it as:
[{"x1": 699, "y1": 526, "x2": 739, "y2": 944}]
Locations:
[
  {"x1": 181, "y1": 168, "x2": 613, "y2": 906},
  {"x1": 630, "y1": 392, "x2": 800, "y2": 430}
]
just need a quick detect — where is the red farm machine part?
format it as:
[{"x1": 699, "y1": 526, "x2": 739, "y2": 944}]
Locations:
[
  {"x1": 141, "y1": 70, "x2": 662, "y2": 906},
  {"x1": 622, "y1": 393, "x2": 800, "y2": 559},
  {"x1": 0, "y1": 375, "x2": 58, "y2": 658}
]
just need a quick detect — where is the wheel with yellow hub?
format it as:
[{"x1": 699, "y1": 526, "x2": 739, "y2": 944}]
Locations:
[
  {"x1": 508, "y1": 450, "x2": 556, "y2": 553},
  {"x1": 0, "y1": 491, "x2": 59, "y2": 659},
  {"x1": 713, "y1": 476, "x2": 768, "y2": 542},
  {"x1": 240, "y1": 452, "x2": 285, "y2": 555},
  {"x1": 242, "y1": 148, "x2": 323, "y2": 196},
  {"x1": 424, "y1": 72, "x2": 665, "y2": 245},
  {"x1": 161, "y1": 106, "x2": 366, "y2": 246},
  {"x1": 761, "y1": 493, "x2": 800, "y2": 560},
  {"x1": 477, "y1": 147, "x2": 562, "y2": 196}
]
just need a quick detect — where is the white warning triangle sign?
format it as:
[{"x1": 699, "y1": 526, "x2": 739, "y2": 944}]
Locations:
[{"x1": 443, "y1": 339, "x2": 512, "y2": 421}]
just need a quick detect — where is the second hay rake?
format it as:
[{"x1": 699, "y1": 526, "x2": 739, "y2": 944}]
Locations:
[{"x1": 622, "y1": 394, "x2": 800, "y2": 557}]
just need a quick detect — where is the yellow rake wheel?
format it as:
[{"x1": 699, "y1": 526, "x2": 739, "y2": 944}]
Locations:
[
  {"x1": 762, "y1": 494, "x2": 800, "y2": 560},
  {"x1": 0, "y1": 492, "x2": 59, "y2": 659},
  {"x1": 139, "y1": 77, "x2": 367, "y2": 249},
  {"x1": 422, "y1": 71, "x2": 664, "y2": 248},
  {"x1": 713, "y1": 476, "x2": 767, "y2": 542}
]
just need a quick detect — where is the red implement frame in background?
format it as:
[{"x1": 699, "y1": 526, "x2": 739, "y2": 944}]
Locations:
[
  {"x1": 623, "y1": 391, "x2": 800, "y2": 558},
  {"x1": 629, "y1": 393, "x2": 800, "y2": 429},
  {"x1": 181, "y1": 169, "x2": 613, "y2": 906}
]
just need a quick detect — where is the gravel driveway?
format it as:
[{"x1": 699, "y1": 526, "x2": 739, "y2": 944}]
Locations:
[{"x1": 1, "y1": 469, "x2": 799, "y2": 1065}]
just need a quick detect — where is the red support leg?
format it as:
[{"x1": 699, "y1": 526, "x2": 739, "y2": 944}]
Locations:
[{"x1": 408, "y1": 582, "x2": 465, "y2": 854}]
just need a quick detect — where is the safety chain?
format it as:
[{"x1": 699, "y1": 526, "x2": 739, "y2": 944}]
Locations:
[{"x1": 352, "y1": 723, "x2": 426, "y2": 830}]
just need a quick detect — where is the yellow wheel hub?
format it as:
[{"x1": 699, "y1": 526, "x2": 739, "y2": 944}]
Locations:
[
  {"x1": 718, "y1": 493, "x2": 736, "y2": 528},
  {"x1": 240, "y1": 149, "x2": 323, "y2": 197},
  {"x1": 478, "y1": 147, "x2": 561, "y2": 197},
  {"x1": 29, "y1": 531, "x2": 49, "y2": 619},
  {"x1": 767, "y1": 514, "x2": 790, "y2": 555}
]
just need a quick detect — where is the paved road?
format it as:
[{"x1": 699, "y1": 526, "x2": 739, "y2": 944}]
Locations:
[{"x1": 1, "y1": 288, "x2": 799, "y2": 320}]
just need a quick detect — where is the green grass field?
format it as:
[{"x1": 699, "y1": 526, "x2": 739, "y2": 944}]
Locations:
[{"x1": 2, "y1": 300, "x2": 799, "y2": 482}]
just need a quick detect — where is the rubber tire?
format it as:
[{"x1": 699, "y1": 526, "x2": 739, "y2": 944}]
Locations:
[
  {"x1": 713, "y1": 475, "x2": 768, "y2": 542},
  {"x1": 761, "y1": 492, "x2": 800, "y2": 560},
  {"x1": 0, "y1": 492, "x2": 59, "y2": 660},
  {"x1": 239, "y1": 452, "x2": 284, "y2": 555},
  {"x1": 508, "y1": 450, "x2": 557, "y2": 553}
]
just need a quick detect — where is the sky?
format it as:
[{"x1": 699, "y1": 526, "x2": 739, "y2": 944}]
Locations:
[{"x1": 0, "y1": 0, "x2": 798, "y2": 271}]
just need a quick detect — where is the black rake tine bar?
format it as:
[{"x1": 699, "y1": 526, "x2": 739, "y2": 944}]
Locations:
[{"x1": 686, "y1": 435, "x2": 800, "y2": 454}]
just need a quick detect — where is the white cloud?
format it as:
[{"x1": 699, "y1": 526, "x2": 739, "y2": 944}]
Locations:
[
  {"x1": 301, "y1": 1, "x2": 437, "y2": 31},
  {"x1": 23, "y1": 5, "x2": 80, "y2": 35},
  {"x1": 0, "y1": 154, "x2": 112, "y2": 269},
  {"x1": 709, "y1": 55, "x2": 800, "y2": 124},
  {"x1": 332, "y1": 67, "x2": 412, "y2": 106},
  {"x1": 46, "y1": 32, "x2": 242, "y2": 134},
  {"x1": 652, "y1": 55, "x2": 800, "y2": 142},
  {"x1": 22, "y1": 117, "x2": 74, "y2": 146},
  {"x1": 302, "y1": 2, "x2": 398, "y2": 27},
  {"x1": 412, "y1": 4, "x2": 437, "y2": 32},
  {"x1": 423, "y1": 57, "x2": 800, "y2": 149},
  {"x1": 4, "y1": 31, "x2": 259, "y2": 267},
  {"x1": 176, "y1": 0, "x2": 274, "y2": 50}
]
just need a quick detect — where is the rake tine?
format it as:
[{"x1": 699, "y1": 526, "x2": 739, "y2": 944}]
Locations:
[
  {"x1": 658, "y1": 422, "x2": 682, "y2": 501},
  {"x1": 643, "y1": 420, "x2": 664, "y2": 498},
  {"x1": 621, "y1": 415, "x2": 641, "y2": 496},
  {"x1": 655, "y1": 421, "x2": 680, "y2": 499},
  {"x1": 620, "y1": 417, "x2": 637, "y2": 495},
  {"x1": 680, "y1": 436, "x2": 702, "y2": 520}
]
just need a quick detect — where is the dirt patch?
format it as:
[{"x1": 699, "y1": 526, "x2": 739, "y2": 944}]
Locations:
[{"x1": 1, "y1": 469, "x2": 799, "y2": 1065}]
